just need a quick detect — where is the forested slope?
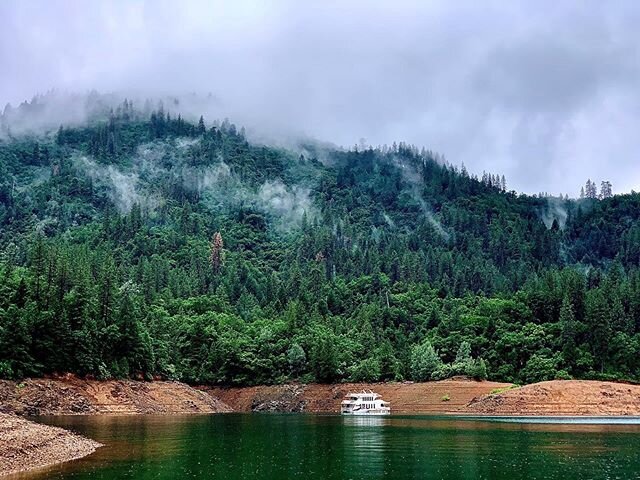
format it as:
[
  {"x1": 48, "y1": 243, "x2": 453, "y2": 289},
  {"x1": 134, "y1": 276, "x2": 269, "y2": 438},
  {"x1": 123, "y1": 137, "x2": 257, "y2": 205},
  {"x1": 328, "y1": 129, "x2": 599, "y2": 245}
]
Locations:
[{"x1": 1, "y1": 98, "x2": 639, "y2": 385}]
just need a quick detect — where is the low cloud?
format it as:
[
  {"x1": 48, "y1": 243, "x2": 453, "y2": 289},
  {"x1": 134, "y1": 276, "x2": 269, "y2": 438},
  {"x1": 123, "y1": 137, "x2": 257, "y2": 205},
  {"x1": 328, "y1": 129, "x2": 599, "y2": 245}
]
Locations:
[
  {"x1": 541, "y1": 197, "x2": 568, "y2": 230},
  {"x1": 74, "y1": 139, "x2": 315, "y2": 230},
  {"x1": 2, "y1": 1, "x2": 640, "y2": 194},
  {"x1": 258, "y1": 180, "x2": 314, "y2": 226},
  {"x1": 76, "y1": 155, "x2": 161, "y2": 213}
]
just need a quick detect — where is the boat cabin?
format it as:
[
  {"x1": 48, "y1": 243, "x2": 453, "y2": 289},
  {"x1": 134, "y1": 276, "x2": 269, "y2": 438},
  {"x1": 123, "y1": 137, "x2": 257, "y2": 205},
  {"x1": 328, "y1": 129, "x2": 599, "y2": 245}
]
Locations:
[{"x1": 341, "y1": 390, "x2": 391, "y2": 415}]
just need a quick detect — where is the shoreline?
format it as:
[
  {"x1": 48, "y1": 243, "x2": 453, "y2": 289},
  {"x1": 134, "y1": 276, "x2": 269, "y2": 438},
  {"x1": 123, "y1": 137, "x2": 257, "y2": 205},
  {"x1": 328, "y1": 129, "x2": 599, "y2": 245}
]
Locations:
[
  {"x1": 4, "y1": 377, "x2": 640, "y2": 476},
  {"x1": 4, "y1": 377, "x2": 640, "y2": 417},
  {"x1": 205, "y1": 378, "x2": 640, "y2": 417},
  {"x1": 0, "y1": 413, "x2": 101, "y2": 477},
  {"x1": 0, "y1": 378, "x2": 232, "y2": 416},
  {"x1": 204, "y1": 378, "x2": 513, "y2": 414},
  {"x1": 465, "y1": 380, "x2": 640, "y2": 416}
]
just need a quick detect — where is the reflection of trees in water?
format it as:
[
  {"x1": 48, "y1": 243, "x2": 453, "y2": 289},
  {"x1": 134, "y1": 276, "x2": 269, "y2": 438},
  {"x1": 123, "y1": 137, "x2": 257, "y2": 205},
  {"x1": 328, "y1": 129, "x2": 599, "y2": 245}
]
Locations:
[{"x1": 34, "y1": 414, "x2": 640, "y2": 480}]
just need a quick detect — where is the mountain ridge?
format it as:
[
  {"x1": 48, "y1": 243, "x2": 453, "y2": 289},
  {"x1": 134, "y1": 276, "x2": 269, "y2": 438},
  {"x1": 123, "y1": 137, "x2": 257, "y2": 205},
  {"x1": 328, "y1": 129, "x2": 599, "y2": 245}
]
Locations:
[{"x1": 1, "y1": 101, "x2": 639, "y2": 386}]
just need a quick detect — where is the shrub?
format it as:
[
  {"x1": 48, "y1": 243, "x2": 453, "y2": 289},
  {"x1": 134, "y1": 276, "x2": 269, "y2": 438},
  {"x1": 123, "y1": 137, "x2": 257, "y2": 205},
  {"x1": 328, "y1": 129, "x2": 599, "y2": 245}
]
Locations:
[
  {"x1": 431, "y1": 363, "x2": 453, "y2": 381},
  {"x1": 465, "y1": 358, "x2": 488, "y2": 380},
  {"x1": 287, "y1": 343, "x2": 307, "y2": 376},
  {"x1": 410, "y1": 340, "x2": 443, "y2": 381},
  {"x1": 350, "y1": 357, "x2": 382, "y2": 382},
  {"x1": 0, "y1": 361, "x2": 13, "y2": 379},
  {"x1": 520, "y1": 353, "x2": 563, "y2": 384}
]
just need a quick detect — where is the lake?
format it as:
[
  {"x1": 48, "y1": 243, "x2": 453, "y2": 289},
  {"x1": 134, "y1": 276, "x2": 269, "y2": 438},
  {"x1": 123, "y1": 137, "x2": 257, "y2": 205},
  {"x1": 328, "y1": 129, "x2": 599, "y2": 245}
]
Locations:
[{"x1": 12, "y1": 414, "x2": 640, "y2": 479}]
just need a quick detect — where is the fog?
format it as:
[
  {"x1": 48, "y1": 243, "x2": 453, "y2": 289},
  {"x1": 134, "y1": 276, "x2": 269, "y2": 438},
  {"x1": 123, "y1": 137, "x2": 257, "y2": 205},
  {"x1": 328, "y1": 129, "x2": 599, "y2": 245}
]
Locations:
[
  {"x1": 72, "y1": 139, "x2": 315, "y2": 231},
  {"x1": 2, "y1": 0, "x2": 640, "y2": 195}
]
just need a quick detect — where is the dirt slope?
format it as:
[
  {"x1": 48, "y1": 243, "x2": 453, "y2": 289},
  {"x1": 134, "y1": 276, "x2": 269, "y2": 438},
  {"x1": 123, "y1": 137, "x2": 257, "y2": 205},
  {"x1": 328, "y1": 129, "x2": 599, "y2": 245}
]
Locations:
[
  {"x1": 4, "y1": 377, "x2": 637, "y2": 419},
  {"x1": 0, "y1": 378, "x2": 231, "y2": 416},
  {"x1": 0, "y1": 413, "x2": 101, "y2": 476},
  {"x1": 467, "y1": 380, "x2": 640, "y2": 415},
  {"x1": 205, "y1": 378, "x2": 512, "y2": 413}
]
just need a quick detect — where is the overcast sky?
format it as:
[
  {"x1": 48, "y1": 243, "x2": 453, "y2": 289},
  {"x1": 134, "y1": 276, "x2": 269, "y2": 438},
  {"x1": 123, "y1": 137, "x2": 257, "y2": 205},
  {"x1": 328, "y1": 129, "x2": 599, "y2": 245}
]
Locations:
[{"x1": 1, "y1": 0, "x2": 639, "y2": 195}]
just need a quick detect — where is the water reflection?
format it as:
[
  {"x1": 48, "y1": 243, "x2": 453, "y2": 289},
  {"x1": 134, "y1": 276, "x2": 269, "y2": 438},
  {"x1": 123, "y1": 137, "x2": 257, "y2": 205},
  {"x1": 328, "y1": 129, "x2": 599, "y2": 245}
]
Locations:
[
  {"x1": 342, "y1": 415, "x2": 389, "y2": 428},
  {"x1": 342, "y1": 415, "x2": 389, "y2": 478},
  {"x1": 13, "y1": 414, "x2": 640, "y2": 480}
]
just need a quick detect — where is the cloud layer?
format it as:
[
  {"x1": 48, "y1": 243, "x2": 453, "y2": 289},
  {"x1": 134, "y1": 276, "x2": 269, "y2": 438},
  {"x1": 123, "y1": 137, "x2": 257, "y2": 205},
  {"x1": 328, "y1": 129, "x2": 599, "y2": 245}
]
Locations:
[{"x1": 2, "y1": 0, "x2": 639, "y2": 195}]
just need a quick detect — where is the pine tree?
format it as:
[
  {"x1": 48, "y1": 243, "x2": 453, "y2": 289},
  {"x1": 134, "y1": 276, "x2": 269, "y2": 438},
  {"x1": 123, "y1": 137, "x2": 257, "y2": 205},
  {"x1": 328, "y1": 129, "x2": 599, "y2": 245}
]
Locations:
[
  {"x1": 585, "y1": 179, "x2": 598, "y2": 199},
  {"x1": 287, "y1": 343, "x2": 306, "y2": 376},
  {"x1": 599, "y1": 181, "x2": 613, "y2": 199},
  {"x1": 410, "y1": 340, "x2": 443, "y2": 381},
  {"x1": 209, "y1": 232, "x2": 224, "y2": 275},
  {"x1": 560, "y1": 295, "x2": 577, "y2": 367},
  {"x1": 585, "y1": 290, "x2": 611, "y2": 372},
  {"x1": 455, "y1": 341, "x2": 472, "y2": 364}
]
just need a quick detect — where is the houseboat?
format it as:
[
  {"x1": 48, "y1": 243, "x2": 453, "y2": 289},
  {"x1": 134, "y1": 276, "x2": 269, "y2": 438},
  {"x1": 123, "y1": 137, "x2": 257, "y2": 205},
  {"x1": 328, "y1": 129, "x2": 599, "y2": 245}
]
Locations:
[{"x1": 341, "y1": 390, "x2": 391, "y2": 415}]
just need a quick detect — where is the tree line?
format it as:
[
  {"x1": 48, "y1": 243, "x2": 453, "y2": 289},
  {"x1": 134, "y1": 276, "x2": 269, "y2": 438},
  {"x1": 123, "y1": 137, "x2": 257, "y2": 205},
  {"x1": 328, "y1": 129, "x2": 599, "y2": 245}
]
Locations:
[{"x1": 1, "y1": 106, "x2": 639, "y2": 385}]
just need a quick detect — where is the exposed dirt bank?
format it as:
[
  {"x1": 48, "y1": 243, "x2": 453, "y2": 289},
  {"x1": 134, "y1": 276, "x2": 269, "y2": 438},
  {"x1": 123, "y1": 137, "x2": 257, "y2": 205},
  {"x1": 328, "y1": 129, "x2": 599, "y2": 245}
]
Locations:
[
  {"x1": 4, "y1": 378, "x2": 637, "y2": 418},
  {"x1": 467, "y1": 380, "x2": 640, "y2": 415},
  {"x1": 205, "y1": 378, "x2": 513, "y2": 413},
  {"x1": 0, "y1": 413, "x2": 101, "y2": 477},
  {"x1": 0, "y1": 378, "x2": 231, "y2": 416}
]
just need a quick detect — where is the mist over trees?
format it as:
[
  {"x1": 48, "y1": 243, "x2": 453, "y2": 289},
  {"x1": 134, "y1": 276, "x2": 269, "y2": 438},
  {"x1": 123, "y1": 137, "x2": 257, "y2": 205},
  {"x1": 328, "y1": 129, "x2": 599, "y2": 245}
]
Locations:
[{"x1": 1, "y1": 101, "x2": 640, "y2": 385}]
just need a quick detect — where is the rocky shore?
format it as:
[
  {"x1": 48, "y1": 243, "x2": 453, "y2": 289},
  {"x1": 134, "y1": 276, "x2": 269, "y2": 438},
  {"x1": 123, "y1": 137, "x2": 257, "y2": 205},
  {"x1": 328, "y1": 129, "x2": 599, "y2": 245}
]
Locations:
[
  {"x1": 0, "y1": 377, "x2": 232, "y2": 416},
  {"x1": 0, "y1": 377, "x2": 232, "y2": 477},
  {"x1": 205, "y1": 377, "x2": 513, "y2": 413},
  {"x1": 0, "y1": 413, "x2": 101, "y2": 477},
  {"x1": 207, "y1": 378, "x2": 640, "y2": 416},
  {"x1": 466, "y1": 380, "x2": 640, "y2": 415}
]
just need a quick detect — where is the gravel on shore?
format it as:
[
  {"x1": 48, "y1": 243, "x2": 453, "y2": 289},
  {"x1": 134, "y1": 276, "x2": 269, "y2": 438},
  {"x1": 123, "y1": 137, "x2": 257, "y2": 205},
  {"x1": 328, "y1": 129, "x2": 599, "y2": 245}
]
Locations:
[{"x1": 0, "y1": 413, "x2": 101, "y2": 477}]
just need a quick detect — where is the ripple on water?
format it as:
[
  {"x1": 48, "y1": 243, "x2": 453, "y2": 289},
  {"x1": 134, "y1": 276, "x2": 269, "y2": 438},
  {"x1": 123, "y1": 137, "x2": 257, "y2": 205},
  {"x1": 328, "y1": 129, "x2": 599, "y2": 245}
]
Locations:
[{"x1": 20, "y1": 414, "x2": 640, "y2": 480}]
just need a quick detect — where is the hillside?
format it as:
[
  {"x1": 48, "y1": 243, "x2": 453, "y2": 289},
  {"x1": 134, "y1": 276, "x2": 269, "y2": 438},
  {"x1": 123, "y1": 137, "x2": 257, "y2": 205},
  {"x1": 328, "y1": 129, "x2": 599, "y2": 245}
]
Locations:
[
  {"x1": 1, "y1": 97, "x2": 640, "y2": 386},
  {"x1": 205, "y1": 378, "x2": 512, "y2": 414},
  {"x1": 467, "y1": 380, "x2": 640, "y2": 416},
  {"x1": 0, "y1": 377, "x2": 231, "y2": 415}
]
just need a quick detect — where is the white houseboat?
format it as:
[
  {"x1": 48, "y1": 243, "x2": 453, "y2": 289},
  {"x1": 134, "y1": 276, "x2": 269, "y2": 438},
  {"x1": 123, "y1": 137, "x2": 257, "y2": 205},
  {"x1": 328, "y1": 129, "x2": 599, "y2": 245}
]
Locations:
[{"x1": 341, "y1": 390, "x2": 391, "y2": 415}]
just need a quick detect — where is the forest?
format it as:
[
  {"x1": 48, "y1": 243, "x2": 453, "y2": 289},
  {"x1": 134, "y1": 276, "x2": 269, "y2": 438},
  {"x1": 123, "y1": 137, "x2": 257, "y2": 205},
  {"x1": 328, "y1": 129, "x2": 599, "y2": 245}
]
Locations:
[{"x1": 1, "y1": 98, "x2": 640, "y2": 386}]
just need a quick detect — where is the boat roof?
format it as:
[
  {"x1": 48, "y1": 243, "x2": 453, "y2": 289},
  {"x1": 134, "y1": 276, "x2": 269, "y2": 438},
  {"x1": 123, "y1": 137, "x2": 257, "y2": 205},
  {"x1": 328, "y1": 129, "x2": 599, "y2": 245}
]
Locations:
[{"x1": 345, "y1": 390, "x2": 382, "y2": 398}]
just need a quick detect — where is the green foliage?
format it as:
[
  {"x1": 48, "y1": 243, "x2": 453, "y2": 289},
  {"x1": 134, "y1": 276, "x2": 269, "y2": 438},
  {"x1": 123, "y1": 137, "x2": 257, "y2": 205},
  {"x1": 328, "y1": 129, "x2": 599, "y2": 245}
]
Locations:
[
  {"x1": 287, "y1": 343, "x2": 307, "y2": 377},
  {"x1": 520, "y1": 354, "x2": 570, "y2": 384},
  {"x1": 410, "y1": 340, "x2": 443, "y2": 381},
  {"x1": 450, "y1": 341, "x2": 487, "y2": 379},
  {"x1": 1, "y1": 105, "x2": 640, "y2": 386},
  {"x1": 464, "y1": 359, "x2": 488, "y2": 380},
  {"x1": 489, "y1": 385, "x2": 519, "y2": 395},
  {"x1": 0, "y1": 361, "x2": 12, "y2": 379},
  {"x1": 349, "y1": 357, "x2": 382, "y2": 382}
]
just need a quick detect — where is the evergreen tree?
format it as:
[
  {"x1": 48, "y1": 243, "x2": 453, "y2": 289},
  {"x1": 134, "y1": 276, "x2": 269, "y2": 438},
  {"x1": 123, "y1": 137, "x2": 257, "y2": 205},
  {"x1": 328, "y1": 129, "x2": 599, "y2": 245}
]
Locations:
[
  {"x1": 210, "y1": 232, "x2": 224, "y2": 275},
  {"x1": 410, "y1": 340, "x2": 443, "y2": 381},
  {"x1": 559, "y1": 295, "x2": 577, "y2": 369}
]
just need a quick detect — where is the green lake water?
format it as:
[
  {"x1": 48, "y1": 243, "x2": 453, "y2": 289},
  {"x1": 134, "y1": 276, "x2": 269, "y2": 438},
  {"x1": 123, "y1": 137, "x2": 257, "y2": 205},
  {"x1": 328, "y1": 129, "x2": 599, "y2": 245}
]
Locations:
[{"x1": 12, "y1": 414, "x2": 640, "y2": 479}]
